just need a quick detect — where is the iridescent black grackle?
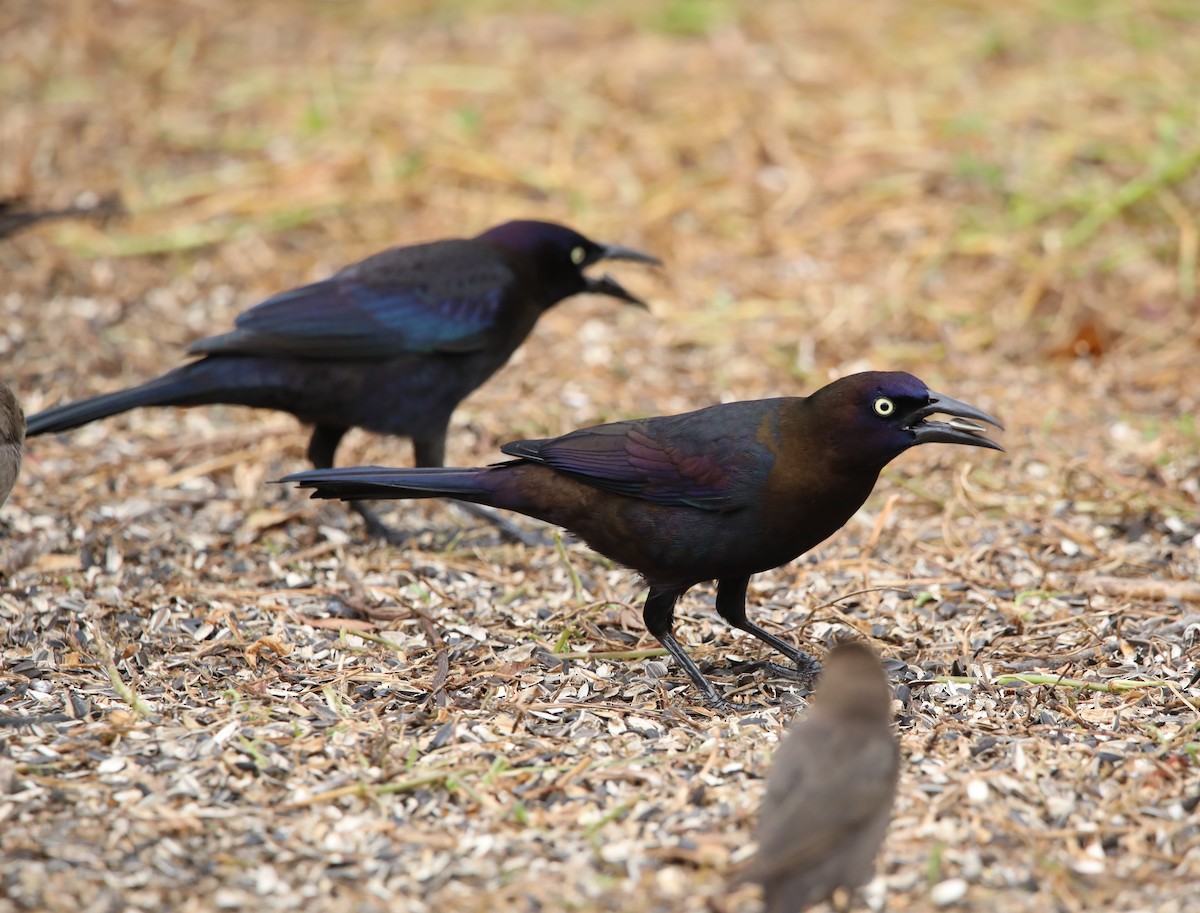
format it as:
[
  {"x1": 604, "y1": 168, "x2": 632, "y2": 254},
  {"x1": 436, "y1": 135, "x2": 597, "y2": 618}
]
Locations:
[
  {"x1": 26, "y1": 220, "x2": 658, "y2": 540},
  {"x1": 285, "y1": 371, "x2": 1003, "y2": 704}
]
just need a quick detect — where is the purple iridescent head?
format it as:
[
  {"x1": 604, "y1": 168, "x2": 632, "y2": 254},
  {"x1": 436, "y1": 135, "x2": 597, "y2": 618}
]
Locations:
[{"x1": 809, "y1": 371, "x2": 1004, "y2": 471}]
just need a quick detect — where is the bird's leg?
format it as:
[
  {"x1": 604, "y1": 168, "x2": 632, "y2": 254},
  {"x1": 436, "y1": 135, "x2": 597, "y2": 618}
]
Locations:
[
  {"x1": 306, "y1": 423, "x2": 345, "y2": 470},
  {"x1": 415, "y1": 433, "x2": 549, "y2": 548},
  {"x1": 308, "y1": 425, "x2": 410, "y2": 546},
  {"x1": 411, "y1": 434, "x2": 446, "y2": 468},
  {"x1": 715, "y1": 577, "x2": 821, "y2": 678},
  {"x1": 643, "y1": 586, "x2": 730, "y2": 709}
]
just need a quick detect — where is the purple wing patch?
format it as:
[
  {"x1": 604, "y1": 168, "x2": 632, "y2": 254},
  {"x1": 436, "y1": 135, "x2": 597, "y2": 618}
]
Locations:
[{"x1": 502, "y1": 408, "x2": 773, "y2": 511}]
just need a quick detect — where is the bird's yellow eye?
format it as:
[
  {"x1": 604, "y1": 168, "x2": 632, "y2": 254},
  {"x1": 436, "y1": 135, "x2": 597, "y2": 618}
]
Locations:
[
  {"x1": 873, "y1": 397, "x2": 895, "y2": 417},
  {"x1": 570, "y1": 246, "x2": 586, "y2": 265}
]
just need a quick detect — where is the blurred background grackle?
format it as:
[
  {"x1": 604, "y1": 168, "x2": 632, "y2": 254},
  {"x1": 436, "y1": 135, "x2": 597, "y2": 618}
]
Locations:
[
  {"x1": 285, "y1": 371, "x2": 1003, "y2": 705},
  {"x1": 26, "y1": 219, "x2": 658, "y2": 542}
]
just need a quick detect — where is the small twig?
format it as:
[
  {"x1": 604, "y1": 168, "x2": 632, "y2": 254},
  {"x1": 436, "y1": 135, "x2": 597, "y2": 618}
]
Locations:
[
  {"x1": 523, "y1": 756, "x2": 592, "y2": 802},
  {"x1": 342, "y1": 629, "x2": 406, "y2": 651},
  {"x1": 281, "y1": 770, "x2": 457, "y2": 810},
  {"x1": 809, "y1": 586, "x2": 912, "y2": 615},
  {"x1": 1064, "y1": 142, "x2": 1200, "y2": 249},
  {"x1": 889, "y1": 475, "x2": 947, "y2": 508},
  {"x1": 1157, "y1": 188, "x2": 1198, "y2": 301},
  {"x1": 321, "y1": 684, "x2": 353, "y2": 718},
  {"x1": 936, "y1": 673, "x2": 1174, "y2": 694},
  {"x1": 551, "y1": 647, "x2": 668, "y2": 661},
  {"x1": 553, "y1": 530, "x2": 586, "y2": 605},
  {"x1": 584, "y1": 795, "x2": 638, "y2": 839},
  {"x1": 1080, "y1": 576, "x2": 1200, "y2": 604},
  {"x1": 402, "y1": 605, "x2": 450, "y2": 701},
  {"x1": 89, "y1": 623, "x2": 154, "y2": 717},
  {"x1": 998, "y1": 642, "x2": 1122, "y2": 673},
  {"x1": 338, "y1": 564, "x2": 372, "y2": 617}
]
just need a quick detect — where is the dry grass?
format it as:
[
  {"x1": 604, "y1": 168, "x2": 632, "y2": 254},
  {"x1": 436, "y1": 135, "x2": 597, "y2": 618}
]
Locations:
[{"x1": 2, "y1": 1, "x2": 1199, "y2": 911}]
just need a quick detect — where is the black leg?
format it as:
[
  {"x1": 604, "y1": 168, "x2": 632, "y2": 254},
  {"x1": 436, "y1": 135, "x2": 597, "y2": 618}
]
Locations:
[
  {"x1": 412, "y1": 433, "x2": 447, "y2": 469},
  {"x1": 715, "y1": 576, "x2": 821, "y2": 677},
  {"x1": 306, "y1": 424, "x2": 346, "y2": 470},
  {"x1": 308, "y1": 425, "x2": 410, "y2": 546},
  {"x1": 643, "y1": 585, "x2": 730, "y2": 709},
  {"x1": 416, "y1": 430, "x2": 548, "y2": 547}
]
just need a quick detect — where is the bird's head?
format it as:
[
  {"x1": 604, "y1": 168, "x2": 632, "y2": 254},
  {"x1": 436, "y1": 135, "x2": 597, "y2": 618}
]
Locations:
[
  {"x1": 477, "y1": 220, "x2": 659, "y2": 308},
  {"x1": 812, "y1": 371, "x2": 1003, "y2": 472},
  {"x1": 812, "y1": 641, "x2": 894, "y2": 723}
]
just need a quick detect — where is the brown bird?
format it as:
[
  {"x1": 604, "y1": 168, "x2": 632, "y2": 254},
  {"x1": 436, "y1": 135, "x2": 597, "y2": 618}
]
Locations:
[
  {"x1": 0, "y1": 382, "x2": 24, "y2": 509},
  {"x1": 733, "y1": 641, "x2": 900, "y2": 912}
]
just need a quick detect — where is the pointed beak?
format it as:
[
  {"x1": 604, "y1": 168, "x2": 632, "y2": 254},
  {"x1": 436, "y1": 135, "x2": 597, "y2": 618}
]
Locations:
[
  {"x1": 584, "y1": 243, "x2": 660, "y2": 309},
  {"x1": 584, "y1": 273, "x2": 649, "y2": 308},
  {"x1": 908, "y1": 390, "x2": 1005, "y2": 451},
  {"x1": 597, "y1": 243, "x2": 661, "y2": 267}
]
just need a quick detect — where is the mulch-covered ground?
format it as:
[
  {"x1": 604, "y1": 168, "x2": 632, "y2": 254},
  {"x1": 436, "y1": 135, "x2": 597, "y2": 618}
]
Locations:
[{"x1": 2, "y1": 1, "x2": 1198, "y2": 911}]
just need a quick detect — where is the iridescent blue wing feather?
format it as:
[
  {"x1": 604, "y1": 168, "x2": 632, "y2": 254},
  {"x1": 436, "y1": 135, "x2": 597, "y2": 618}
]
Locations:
[{"x1": 189, "y1": 241, "x2": 512, "y2": 360}]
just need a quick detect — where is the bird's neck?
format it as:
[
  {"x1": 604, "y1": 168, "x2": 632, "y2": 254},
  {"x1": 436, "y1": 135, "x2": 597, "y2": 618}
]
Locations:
[{"x1": 744, "y1": 405, "x2": 877, "y2": 554}]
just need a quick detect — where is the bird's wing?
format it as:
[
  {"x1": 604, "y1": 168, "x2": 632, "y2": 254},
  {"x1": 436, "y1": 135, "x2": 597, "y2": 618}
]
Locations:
[
  {"x1": 188, "y1": 246, "x2": 513, "y2": 360},
  {"x1": 745, "y1": 724, "x2": 899, "y2": 879},
  {"x1": 501, "y1": 405, "x2": 774, "y2": 511}
]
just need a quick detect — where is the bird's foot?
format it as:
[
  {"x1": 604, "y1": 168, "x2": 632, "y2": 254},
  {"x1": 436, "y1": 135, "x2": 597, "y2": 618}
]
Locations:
[
  {"x1": 759, "y1": 659, "x2": 821, "y2": 685},
  {"x1": 768, "y1": 645, "x2": 821, "y2": 678},
  {"x1": 697, "y1": 687, "x2": 739, "y2": 713},
  {"x1": 726, "y1": 657, "x2": 821, "y2": 692},
  {"x1": 791, "y1": 649, "x2": 822, "y2": 679}
]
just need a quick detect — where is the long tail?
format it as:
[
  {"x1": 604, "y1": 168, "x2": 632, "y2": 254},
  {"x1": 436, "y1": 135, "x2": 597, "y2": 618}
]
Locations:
[
  {"x1": 25, "y1": 373, "x2": 205, "y2": 436},
  {"x1": 283, "y1": 465, "x2": 498, "y2": 505}
]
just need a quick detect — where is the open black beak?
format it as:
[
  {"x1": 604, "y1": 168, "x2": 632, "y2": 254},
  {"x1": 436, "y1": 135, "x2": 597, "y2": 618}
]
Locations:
[
  {"x1": 908, "y1": 390, "x2": 1004, "y2": 451},
  {"x1": 584, "y1": 243, "x2": 660, "y2": 309},
  {"x1": 584, "y1": 273, "x2": 649, "y2": 308}
]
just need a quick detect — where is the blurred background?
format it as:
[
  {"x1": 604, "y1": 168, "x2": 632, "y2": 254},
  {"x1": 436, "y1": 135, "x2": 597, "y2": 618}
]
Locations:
[{"x1": 5, "y1": 0, "x2": 1197, "y2": 436}]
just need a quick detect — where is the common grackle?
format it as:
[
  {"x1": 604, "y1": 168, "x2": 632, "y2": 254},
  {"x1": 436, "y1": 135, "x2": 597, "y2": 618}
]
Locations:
[
  {"x1": 284, "y1": 371, "x2": 1003, "y2": 704},
  {"x1": 0, "y1": 382, "x2": 23, "y2": 509},
  {"x1": 26, "y1": 220, "x2": 657, "y2": 540},
  {"x1": 732, "y1": 641, "x2": 899, "y2": 912}
]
